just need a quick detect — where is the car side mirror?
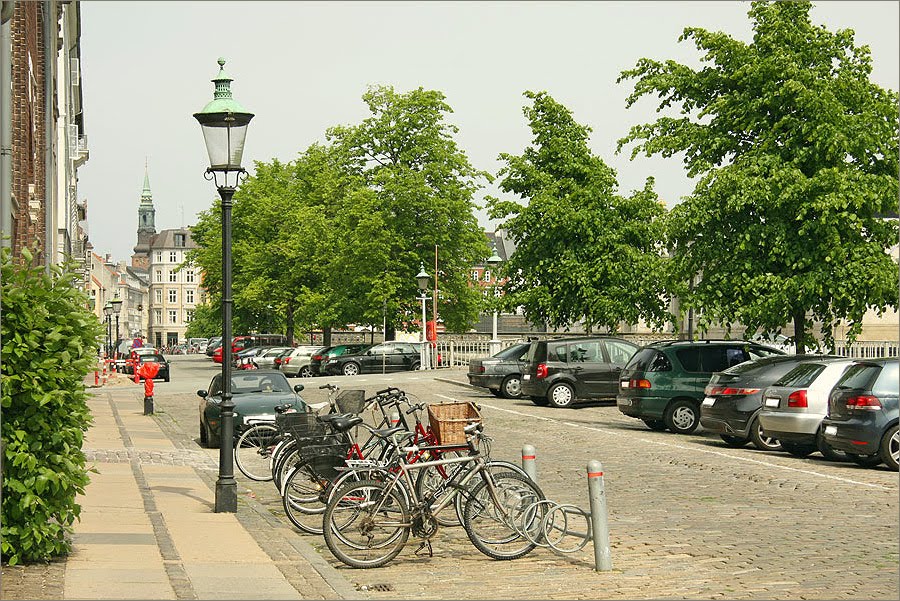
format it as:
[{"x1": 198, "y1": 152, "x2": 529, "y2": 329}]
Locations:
[
  {"x1": 293, "y1": 384, "x2": 305, "y2": 393},
  {"x1": 366, "y1": 350, "x2": 373, "y2": 355},
  {"x1": 197, "y1": 390, "x2": 208, "y2": 398}
]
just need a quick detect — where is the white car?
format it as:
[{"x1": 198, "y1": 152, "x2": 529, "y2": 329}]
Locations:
[{"x1": 279, "y1": 346, "x2": 325, "y2": 377}]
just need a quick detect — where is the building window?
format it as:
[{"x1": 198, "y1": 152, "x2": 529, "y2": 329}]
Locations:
[
  {"x1": 168, "y1": 310, "x2": 177, "y2": 324},
  {"x1": 472, "y1": 270, "x2": 479, "y2": 281},
  {"x1": 155, "y1": 269, "x2": 162, "y2": 283},
  {"x1": 185, "y1": 310, "x2": 194, "y2": 323},
  {"x1": 495, "y1": 287, "x2": 502, "y2": 298},
  {"x1": 168, "y1": 289, "x2": 177, "y2": 303},
  {"x1": 168, "y1": 270, "x2": 177, "y2": 283},
  {"x1": 175, "y1": 233, "x2": 186, "y2": 247},
  {"x1": 185, "y1": 269, "x2": 195, "y2": 283},
  {"x1": 155, "y1": 251, "x2": 162, "y2": 262},
  {"x1": 483, "y1": 270, "x2": 491, "y2": 282},
  {"x1": 155, "y1": 289, "x2": 162, "y2": 303},
  {"x1": 169, "y1": 251, "x2": 177, "y2": 263},
  {"x1": 154, "y1": 309, "x2": 162, "y2": 324},
  {"x1": 186, "y1": 289, "x2": 194, "y2": 304}
]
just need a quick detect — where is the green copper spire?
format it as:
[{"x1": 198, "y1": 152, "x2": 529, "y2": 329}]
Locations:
[
  {"x1": 140, "y1": 160, "x2": 152, "y2": 204},
  {"x1": 196, "y1": 57, "x2": 251, "y2": 116}
]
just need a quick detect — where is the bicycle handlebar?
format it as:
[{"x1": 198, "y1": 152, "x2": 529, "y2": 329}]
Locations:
[{"x1": 376, "y1": 386, "x2": 401, "y2": 396}]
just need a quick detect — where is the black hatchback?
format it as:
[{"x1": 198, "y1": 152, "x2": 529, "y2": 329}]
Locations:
[
  {"x1": 700, "y1": 355, "x2": 838, "y2": 451},
  {"x1": 520, "y1": 336, "x2": 639, "y2": 408}
]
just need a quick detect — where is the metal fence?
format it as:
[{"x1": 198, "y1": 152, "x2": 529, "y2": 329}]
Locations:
[{"x1": 831, "y1": 341, "x2": 899, "y2": 359}]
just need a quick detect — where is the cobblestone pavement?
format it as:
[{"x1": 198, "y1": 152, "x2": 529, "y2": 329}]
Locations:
[{"x1": 4, "y1": 360, "x2": 897, "y2": 600}]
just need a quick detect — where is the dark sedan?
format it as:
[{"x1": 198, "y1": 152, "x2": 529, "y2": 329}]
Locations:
[
  {"x1": 700, "y1": 354, "x2": 840, "y2": 451},
  {"x1": 822, "y1": 358, "x2": 899, "y2": 470},
  {"x1": 321, "y1": 341, "x2": 423, "y2": 376},
  {"x1": 136, "y1": 353, "x2": 170, "y2": 382},
  {"x1": 467, "y1": 342, "x2": 531, "y2": 398},
  {"x1": 309, "y1": 344, "x2": 370, "y2": 376},
  {"x1": 197, "y1": 370, "x2": 306, "y2": 448}
]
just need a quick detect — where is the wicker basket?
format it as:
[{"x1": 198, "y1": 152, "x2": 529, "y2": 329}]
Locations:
[
  {"x1": 335, "y1": 389, "x2": 367, "y2": 414},
  {"x1": 427, "y1": 402, "x2": 482, "y2": 445}
]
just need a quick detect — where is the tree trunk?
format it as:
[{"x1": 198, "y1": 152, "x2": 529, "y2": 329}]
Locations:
[
  {"x1": 385, "y1": 322, "x2": 396, "y2": 341},
  {"x1": 323, "y1": 326, "x2": 332, "y2": 347},
  {"x1": 793, "y1": 310, "x2": 806, "y2": 355},
  {"x1": 285, "y1": 302, "x2": 294, "y2": 345}
]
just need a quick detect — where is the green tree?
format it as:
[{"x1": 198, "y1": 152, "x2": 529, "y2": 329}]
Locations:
[
  {"x1": 1, "y1": 248, "x2": 102, "y2": 564},
  {"x1": 618, "y1": 1, "x2": 899, "y2": 352},
  {"x1": 488, "y1": 91, "x2": 670, "y2": 333},
  {"x1": 327, "y1": 85, "x2": 490, "y2": 337}
]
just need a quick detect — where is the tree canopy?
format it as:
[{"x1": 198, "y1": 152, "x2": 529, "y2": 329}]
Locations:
[
  {"x1": 488, "y1": 91, "x2": 670, "y2": 333},
  {"x1": 617, "y1": 1, "x2": 899, "y2": 351}
]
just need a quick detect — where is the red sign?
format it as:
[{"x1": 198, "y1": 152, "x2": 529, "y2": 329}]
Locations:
[
  {"x1": 426, "y1": 320, "x2": 437, "y2": 342},
  {"x1": 132, "y1": 338, "x2": 144, "y2": 348}
]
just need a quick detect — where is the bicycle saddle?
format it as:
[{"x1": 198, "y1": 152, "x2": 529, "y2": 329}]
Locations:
[
  {"x1": 324, "y1": 415, "x2": 364, "y2": 433},
  {"x1": 370, "y1": 426, "x2": 410, "y2": 439}
]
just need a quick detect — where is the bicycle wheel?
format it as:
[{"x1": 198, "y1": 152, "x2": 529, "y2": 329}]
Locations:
[
  {"x1": 281, "y1": 462, "x2": 330, "y2": 534},
  {"x1": 323, "y1": 479, "x2": 410, "y2": 569},
  {"x1": 273, "y1": 444, "x2": 303, "y2": 492},
  {"x1": 234, "y1": 424, "x2": 279, "y2": 481},
  {"x1": 463, "y1": 471, "x2": 545, "y2": 560}
]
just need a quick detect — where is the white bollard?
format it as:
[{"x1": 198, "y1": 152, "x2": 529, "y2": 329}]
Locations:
[
  {"x1": 587, "y1": 460, "x2": 612, "y2": 571},
  {"x1": 390, "y1": 410, "x2": 400, "y2": 427},
  {"x1": 521, "y1": 444, "x2": 537, "y2": 483}
]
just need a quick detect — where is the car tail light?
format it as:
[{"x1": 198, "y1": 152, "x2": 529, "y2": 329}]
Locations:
[
  {"x1": 312, "y1": 354, "x2": 322, "y2": 361},
  {"x1": 845, "y1": 395, "x2": 882, "y2": 411},
  {"x1": 536, "y1": 363, "x2": 548, "y2": 380},
  {"x1": 787, "y1": 390, "x2": 808, "y2": 408},
  {"x1": 284, "y1": 357, "x2": 291, "y2": 364},
  {"x1": 477, "y1": 366, "x2": 485, "y2": 373},
  {"x1": 630, "y1": 379, "x2": 652, "y2": 389},
  {"x1": 705, "y1": 386, "x2": 761, "y2": 396}
]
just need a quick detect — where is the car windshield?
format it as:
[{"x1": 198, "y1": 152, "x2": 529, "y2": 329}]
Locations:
[
  {"x1": 231, "y1": 374, "x2": 291, "y2": 394},
  {"x1": 494, "y1": 344, "x2": 528, "y2": 360}
]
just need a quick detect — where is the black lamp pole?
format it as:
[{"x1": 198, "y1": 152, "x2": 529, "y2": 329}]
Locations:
[{"x1": 194, "y1": 58, "x2": 254, "y2": 513}]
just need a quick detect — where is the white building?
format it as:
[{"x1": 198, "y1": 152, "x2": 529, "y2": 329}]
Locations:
[{"x1": 147, "y1": 228, "x2": 200, "y2": 349}]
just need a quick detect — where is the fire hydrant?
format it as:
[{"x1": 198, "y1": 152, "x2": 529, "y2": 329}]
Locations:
[{"x1": 136, "y1": 361, "x2": 161, "y2": 415}]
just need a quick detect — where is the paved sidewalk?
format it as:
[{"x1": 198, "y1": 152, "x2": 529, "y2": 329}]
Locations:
[{"x1": 2, "y1": 373, "x2": 359, "y2": 600}]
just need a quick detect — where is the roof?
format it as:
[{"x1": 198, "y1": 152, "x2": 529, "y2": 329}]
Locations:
[{"x1": 149, "y1": 228, "x2": 197, "y2": 251}]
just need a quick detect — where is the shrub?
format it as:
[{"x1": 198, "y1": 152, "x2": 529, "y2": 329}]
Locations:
[{"x1": 1, "y1": 247, "x2": 103, "y2": 565}]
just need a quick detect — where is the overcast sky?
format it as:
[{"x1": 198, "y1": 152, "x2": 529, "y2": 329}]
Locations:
[{"x1": 78, "y1": 1, "x2": 899, "y2": 262}]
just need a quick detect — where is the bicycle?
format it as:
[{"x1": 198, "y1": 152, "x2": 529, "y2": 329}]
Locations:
[{"x1": 322, "y1": 422, "x2": 546, "y2": 568}]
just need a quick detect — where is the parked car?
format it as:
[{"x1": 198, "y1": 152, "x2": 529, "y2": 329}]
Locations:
[
  {"x1": 520, "y1": 336, "x2": 639, "y2": 408},
  {"x1": 280, "y1": 346, "x2": 326, "y2": 377},
  {"x1": 467, "y1": 342, "x2": 532, "y2": 399},
  {"x1": 700, "y1": 354, "x2": 840, "y2": 451},
  {"x1": 206, "y1": 336, "x2": 223, "y2": 357},
  {"x1": 197, "y1": 370, "x2": 306, "y2": 448},
  {"x1": 252, "y1": 346, "x2": 294, "y2": 370},
  {"x1": 309, "y1": 344, "x2": 371, "y2": 376},
  {"x1": 617, "y1": 340, "x2": 785, "y2": 434},
  {"x1": 124, "y1": 346, "x2": 159, "y2": 374},
  {"x1": 822, "y1": 358, "x2": 899, "y2": 470},
  {"x1": 321, "y1": 341, "x2": 423, "y2": 376},
  {"x1": 135, "y1": 353, "x2": 170, "y2": 382},
  {"x1": 233, "y1": 347, "x2": 264, "y2": 370},
  {"x1": 757, "y1": 358, "x2": 856, "y2": 460}
]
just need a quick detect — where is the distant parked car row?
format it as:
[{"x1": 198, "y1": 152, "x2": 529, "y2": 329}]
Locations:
[{"x1": 467, "y1": 336, "x2": 898, "y2": 471}]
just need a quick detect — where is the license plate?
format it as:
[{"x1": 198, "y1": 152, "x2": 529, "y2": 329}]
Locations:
[
  {"x1": 825, "y1": 425, "x2": 837, "y2": 436},
  {"x1": 619, "y1": 398, "x2": 632, "y2": 406},
  {"x1": 620, "y1": 380, "x2": 629, "y2": 389},
  {"x1": 523, "y1": 374, "x2": 531, "y2": 380},
  {"x1": 701, "y1": 397, "x2": 716, "y2": 407},
  {"x1": 764, "y1": 397, "x2": 780, "y2": 408}
]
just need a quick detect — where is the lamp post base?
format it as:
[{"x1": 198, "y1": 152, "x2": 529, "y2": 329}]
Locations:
[{"x1": 214, "y1": 478, "x2": 238, "y2": 513}]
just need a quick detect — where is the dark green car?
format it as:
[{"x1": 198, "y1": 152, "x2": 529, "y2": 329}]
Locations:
[
  {"x1": 197, "y1": 370, "x2": 306, "y2": 448},
  {"x1": 616, "y1": 340, "x2": 784, "y2": 434}
]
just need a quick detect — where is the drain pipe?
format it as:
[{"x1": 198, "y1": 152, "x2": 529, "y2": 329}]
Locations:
[
  {"x1": 1, "y1": 1, "x2": 13, "y2": 249},
  {"x1": 42, "y1": 0, "x2": 56, "y2": 270}
]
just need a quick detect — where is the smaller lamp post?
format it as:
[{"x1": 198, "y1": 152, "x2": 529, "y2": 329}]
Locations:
[
  {"x1": 103, "y1": 301, "x2": 113, "y2": 359},
  {"x1": 486, "y1": 244, "x2": 503, "y2": 355},
  {"x1": 416, "y1": 263, "x2": 431, "y2": 370},
  {"x1": 110, "y1": 295, "x2": 123, "y2": 359}
]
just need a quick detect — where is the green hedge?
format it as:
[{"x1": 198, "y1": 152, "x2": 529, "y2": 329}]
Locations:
[{"x1": 1, "y1": 247, "x2": 103, "y2": 565}]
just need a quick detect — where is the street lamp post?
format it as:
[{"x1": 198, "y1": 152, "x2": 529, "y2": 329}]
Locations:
[
  {"x1": 103, "y1": 302, "x2": 113, "y2": 359},
  {"x1": 486, "y1": 244, "x2": 502, "y2": 355},
  {"x1": 110, "y1": 295, "x2": 123, "y2": 359},
  {"x1": 194, "y1": 57, "x2": 254, "y2": 513},
  {"x1": 416, "y1": 263, "x2": 431, "y2": 370}
]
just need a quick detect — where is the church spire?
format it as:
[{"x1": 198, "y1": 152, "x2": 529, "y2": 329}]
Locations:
[{"x1": 141, "y1": 159, "x2": 153, "y2": 204}]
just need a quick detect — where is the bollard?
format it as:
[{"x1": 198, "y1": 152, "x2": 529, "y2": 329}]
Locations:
[
  {"x1": 587, "y1": 460, "x2": 612, "y2": 571},
  {"x1": 390, "y1": 410, "x2": 400, "y2": 427},
  {"x1": 521, "y1": 444, "x2": 538, "y2": 483},
  {"x1": 134, "y1": 369, "x2": 140, "y2": 384},
  {"x1": 94, "y1": 370, "x2": 99, "y2": 386},
  {"x1": 144, "y1": 395, "x2": 154, "y2": 415}
]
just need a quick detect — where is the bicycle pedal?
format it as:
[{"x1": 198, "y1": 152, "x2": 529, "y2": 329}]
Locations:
[{"x1": 414, "y1": 540, "x2": 433, "y2": 557}]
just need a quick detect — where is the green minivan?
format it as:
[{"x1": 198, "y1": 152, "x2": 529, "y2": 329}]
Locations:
[{"x1": 616, "y1": 340, "x2": 785, "y2": 434}]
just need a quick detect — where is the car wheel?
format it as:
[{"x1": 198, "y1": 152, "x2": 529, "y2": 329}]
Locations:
[
  {"x1": 815, "y1": 428, "x2": 848, "y2": 462},
  {"x1": 410, "y1": 362, "x2": 421, "y2": 371},
  {"x1": 720, "y1": 434, "x2": 749, "y2": 448},
  {"x1": 749, "y1": 416, "x2": 782, "y2": 451},
  {"x1": 780, "y1": 441, "x2": 815, "y2": 458},
  {"x1": 199, "y1": 420, "x2": 207, "y2": 445},
  {"x1": 342, "y1": 362, "x2": 360, "y2": 377},
  {"x1": 529, "y1": 396, "x2": 549, "y2": 407},
  {"x1": 642, "y1": 419, "x2": 668, "y2": 432},
  {"x1": 299, "y1": 366, "x2": 312, "y2": 378},
  {"x1": 850, "y1": 453, "x2": 883, "y2": 468},
  {"x1": 547, "y1": 383, "x2": 575, "y2": 408},
  {"x1": 500, "y1": 375, "x2": 522, "y2": 399},
  {"x1": 879, "y1": 424, "x2": 899, "y2": 471},
  {"x1": 204, "y1": 422, "x2": 220, "y2": 449},
  {"x1": 664, "y1": 399, "x2": 699, "y2": 434}
]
